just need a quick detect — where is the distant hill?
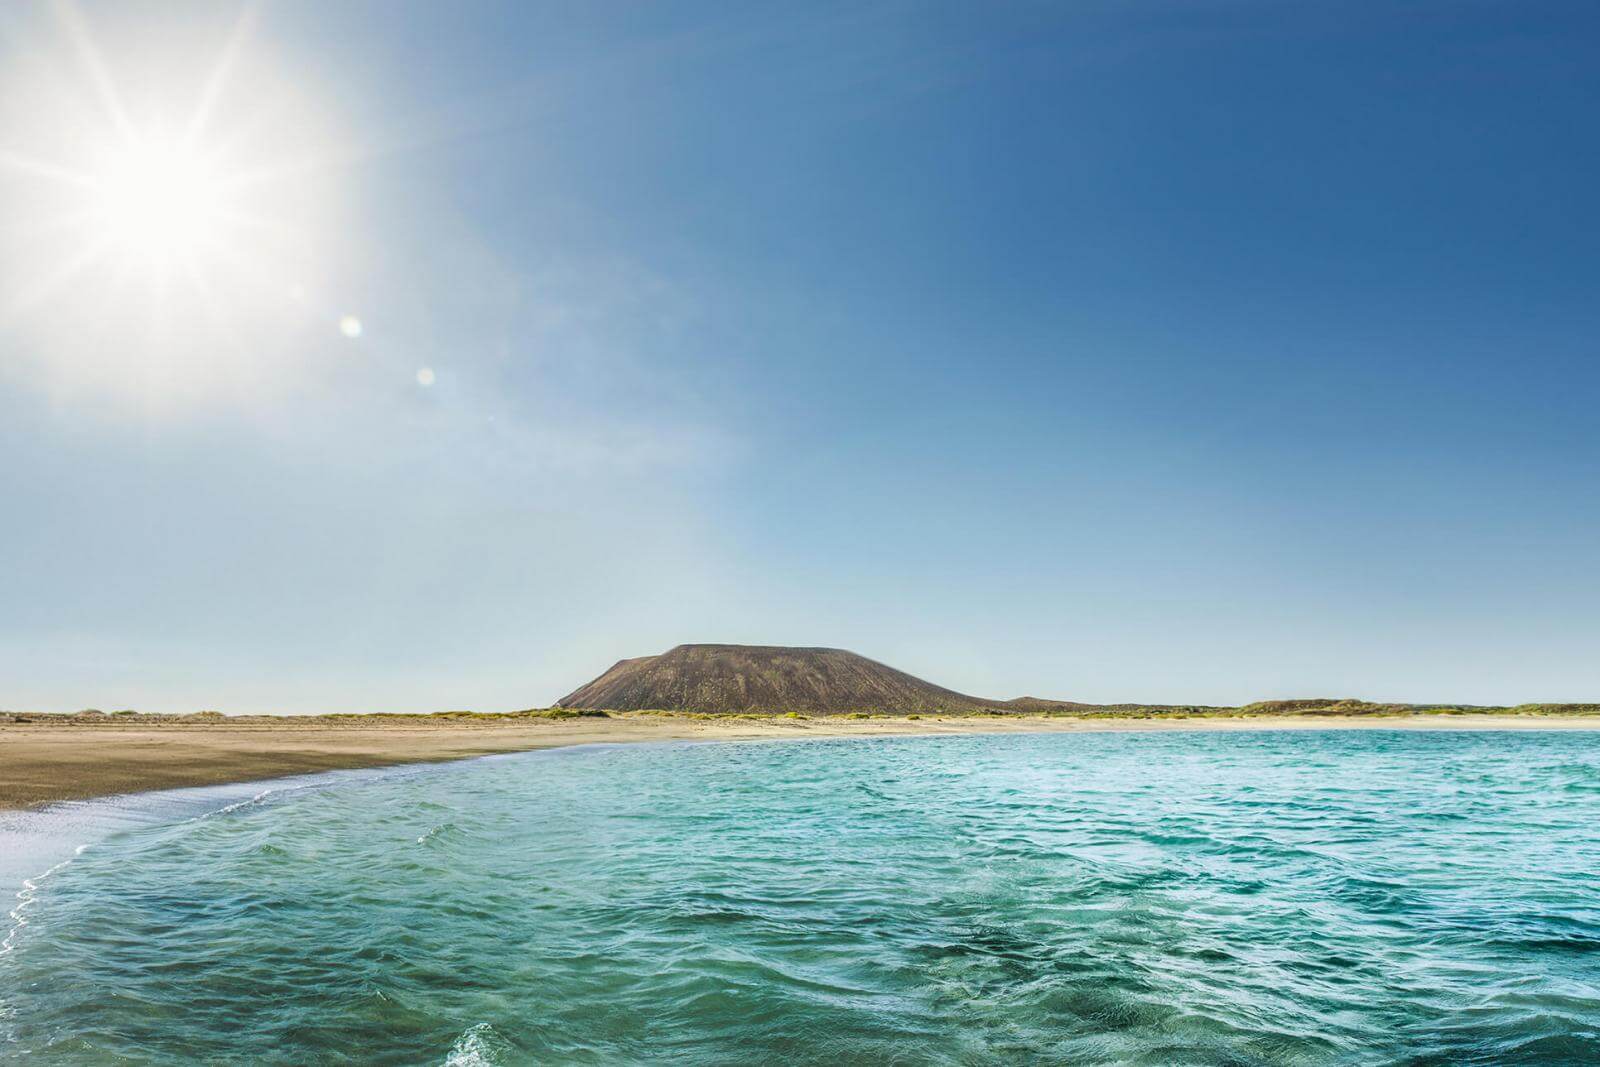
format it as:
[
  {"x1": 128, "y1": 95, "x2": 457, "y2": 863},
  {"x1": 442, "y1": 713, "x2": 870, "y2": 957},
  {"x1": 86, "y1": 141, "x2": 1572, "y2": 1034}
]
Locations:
[
  {"x1": 554, "y1": 646, "x2": 1600, "y2": 717},
  {"x1": 556, "y1": 644, "x2": 1021, "y2": 715}
]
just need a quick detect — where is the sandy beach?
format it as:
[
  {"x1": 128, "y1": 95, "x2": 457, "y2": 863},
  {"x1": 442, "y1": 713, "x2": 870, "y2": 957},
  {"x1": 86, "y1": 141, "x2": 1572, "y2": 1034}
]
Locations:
[{"x1": 3, "y1": 712, "x2": 1596, "y2": 811}]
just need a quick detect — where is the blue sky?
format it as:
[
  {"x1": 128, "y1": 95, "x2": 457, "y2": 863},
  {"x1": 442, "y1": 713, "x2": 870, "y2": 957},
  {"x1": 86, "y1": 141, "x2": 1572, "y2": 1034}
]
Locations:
[{"x1": 2, "y1": 1, "x2": 1597, "y2": 712}]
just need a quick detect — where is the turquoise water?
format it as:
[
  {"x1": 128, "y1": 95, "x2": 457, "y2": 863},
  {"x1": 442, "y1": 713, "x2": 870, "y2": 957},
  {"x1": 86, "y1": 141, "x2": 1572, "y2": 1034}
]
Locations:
[{"x1": 4, "y1": 731, "x2": 1600, "y2": 1064}]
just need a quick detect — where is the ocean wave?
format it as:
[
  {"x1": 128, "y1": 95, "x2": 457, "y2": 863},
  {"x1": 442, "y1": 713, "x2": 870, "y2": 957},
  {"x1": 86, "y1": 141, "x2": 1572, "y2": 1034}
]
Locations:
[{"x1": 3, "y1": 731, "x2": 1599, "y2": 1063}]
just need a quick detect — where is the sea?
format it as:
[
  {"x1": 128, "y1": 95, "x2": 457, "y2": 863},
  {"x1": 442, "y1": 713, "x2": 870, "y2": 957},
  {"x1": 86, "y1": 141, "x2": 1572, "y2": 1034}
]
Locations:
[{"x1": 3, "y1": 730, "x2": 1599, "y2": 1064}]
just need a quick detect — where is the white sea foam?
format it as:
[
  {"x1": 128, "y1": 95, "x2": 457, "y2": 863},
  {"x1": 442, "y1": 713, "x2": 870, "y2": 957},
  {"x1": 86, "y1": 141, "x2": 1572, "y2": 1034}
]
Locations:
[
  {"x1": 442, "y1": 1023, "x2": 511, "y2": 1066},
  {"x1": 204, "y1": 788, "x2": 277, "y2": 819},
  {"x1": 0, "y1": 845, "x2": 88, "y2": 960}
]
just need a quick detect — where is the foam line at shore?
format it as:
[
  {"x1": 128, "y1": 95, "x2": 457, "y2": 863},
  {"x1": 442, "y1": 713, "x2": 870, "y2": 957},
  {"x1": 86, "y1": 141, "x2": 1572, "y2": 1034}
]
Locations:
[
  {"x1": 0, "y1": 742, "x2": 640, "y2": 904},
  {"x1": 0, "y1": 765, "x2": 393, "y2": 913}
]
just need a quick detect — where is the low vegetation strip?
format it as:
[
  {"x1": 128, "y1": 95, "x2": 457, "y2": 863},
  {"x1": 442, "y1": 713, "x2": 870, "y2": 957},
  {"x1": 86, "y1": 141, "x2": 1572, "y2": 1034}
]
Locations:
[{"x1": 6, "y1": 703, "x2": 1596, "y2": 726}]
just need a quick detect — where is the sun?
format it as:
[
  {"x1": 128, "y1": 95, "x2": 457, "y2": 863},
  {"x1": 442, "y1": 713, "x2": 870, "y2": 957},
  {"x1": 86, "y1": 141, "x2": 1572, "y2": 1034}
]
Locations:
[
  {"x1": 0, "y1": 7, "x2": 293, "y2": 299},
  {"x1": 91, "y1": 135, "x2": 229, "y2": 272},
  {"x1": 0, "y1": 4, "x2": 347, "y2": 402}
]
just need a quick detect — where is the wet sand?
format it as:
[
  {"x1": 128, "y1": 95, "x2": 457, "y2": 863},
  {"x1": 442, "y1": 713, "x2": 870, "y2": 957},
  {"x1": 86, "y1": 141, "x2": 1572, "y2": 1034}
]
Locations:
[{"x1": 3, "y1": 713, "x2": 1597, "y2": 811}]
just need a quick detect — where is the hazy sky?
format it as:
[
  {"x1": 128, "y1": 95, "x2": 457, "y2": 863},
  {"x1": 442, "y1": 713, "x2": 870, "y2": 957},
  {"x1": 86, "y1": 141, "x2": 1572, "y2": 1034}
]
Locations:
[{"x1": 3, "y1": 1, "x2": 1597, "y2": 712}]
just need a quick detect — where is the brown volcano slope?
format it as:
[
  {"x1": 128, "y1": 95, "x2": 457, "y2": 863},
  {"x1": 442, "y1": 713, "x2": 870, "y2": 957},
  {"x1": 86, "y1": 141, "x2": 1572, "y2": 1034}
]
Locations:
[{"x1": 556, "y1": 644, "x2": 1018, "y2": 715}]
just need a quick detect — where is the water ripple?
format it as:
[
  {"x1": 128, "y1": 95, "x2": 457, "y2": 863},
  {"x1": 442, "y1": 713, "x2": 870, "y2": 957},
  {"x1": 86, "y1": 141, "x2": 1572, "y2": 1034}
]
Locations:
[{"x1": 2, "y1": 731, "x2": 1599, "y2": 1063}]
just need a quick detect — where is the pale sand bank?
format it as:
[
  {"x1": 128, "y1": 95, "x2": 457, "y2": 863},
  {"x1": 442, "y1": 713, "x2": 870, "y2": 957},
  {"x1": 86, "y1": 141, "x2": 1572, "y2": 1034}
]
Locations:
[{"x1": 3, "y1": 713, "x2": 1598, "y2": 811}]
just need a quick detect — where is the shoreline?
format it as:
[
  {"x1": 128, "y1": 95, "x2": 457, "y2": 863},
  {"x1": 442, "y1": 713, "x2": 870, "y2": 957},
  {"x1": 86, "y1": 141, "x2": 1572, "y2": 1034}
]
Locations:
[{"x1": 5, "y1": 712, "x2": 1599, "y2": 813}]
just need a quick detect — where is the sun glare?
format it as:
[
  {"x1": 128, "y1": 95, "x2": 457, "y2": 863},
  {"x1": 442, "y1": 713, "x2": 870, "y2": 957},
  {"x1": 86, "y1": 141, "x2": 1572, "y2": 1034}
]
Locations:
[
  {"x1": 92, "y1": 137, "x2": 227, "y2": 270},
  {"x1": 0, "y1": 4, "x2": 345, "y2": 404}
]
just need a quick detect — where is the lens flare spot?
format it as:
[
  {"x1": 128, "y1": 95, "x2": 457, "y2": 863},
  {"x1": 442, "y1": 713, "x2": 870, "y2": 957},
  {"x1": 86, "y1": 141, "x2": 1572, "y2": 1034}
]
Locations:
[
  {"x1": 416, "y1": 367, "x2": 436, "y2": 387},
  {"x1": 338, "y1": 315, "x2": 362, "y2": 338}
]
